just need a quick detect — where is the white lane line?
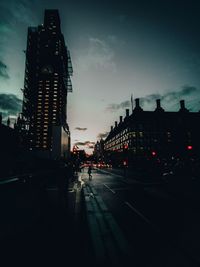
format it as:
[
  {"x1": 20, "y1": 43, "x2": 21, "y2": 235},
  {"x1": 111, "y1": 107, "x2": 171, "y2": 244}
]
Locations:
[
  {"x1": 103, "y1": 183, "x2": 116, "y2": 194},
  {"x1": 125, "y1": 201, "x2": 153, "y2": 226},
  {"x1": 0, "y1": 178, "x2": 19, "y2": 185}
]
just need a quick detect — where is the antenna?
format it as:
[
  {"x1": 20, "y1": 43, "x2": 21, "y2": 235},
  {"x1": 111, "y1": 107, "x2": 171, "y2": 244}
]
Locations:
[{"x1": 131, "y1": 93, "x2": 133, "y2": 112}]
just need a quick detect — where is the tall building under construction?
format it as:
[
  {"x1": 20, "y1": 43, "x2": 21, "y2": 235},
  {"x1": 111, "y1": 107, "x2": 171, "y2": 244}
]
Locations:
[{"x1": 22, "y1": 9, "x2": 73, "y2": 159}]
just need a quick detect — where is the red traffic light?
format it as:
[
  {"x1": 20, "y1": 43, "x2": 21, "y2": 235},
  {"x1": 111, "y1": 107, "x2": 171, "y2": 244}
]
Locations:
[
  {"x1": 151, "y1": 151, "x2": 156, "y2": 156},
  {"x1": 124, "y1": 144, "x2": 128, "y2": 149},
  {"x1": 187, "y1": 145, "x2": 193, "y2": 150}
]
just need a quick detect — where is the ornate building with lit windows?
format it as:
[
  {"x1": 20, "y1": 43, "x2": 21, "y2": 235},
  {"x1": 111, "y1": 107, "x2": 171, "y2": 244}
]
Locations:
[
  {"x1": 22, "y1": 10, "x2": 73, "y2": 159},
  {"x1": 104, "y1": 98, "x2": 200, "y2": 166}
]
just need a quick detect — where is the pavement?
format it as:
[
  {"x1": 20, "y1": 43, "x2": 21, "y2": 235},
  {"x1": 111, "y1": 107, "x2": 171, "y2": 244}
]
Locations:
[{"x1": 0, "y1": 171, "x2": 93, "y2": 267}]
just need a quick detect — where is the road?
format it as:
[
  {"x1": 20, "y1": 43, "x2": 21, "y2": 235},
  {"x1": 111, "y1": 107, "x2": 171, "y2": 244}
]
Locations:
[
  {"x1": 1, "y1": 168, "x2": 200, "y2": 266},
  {"x1": 82, "y1": 167, "x2": 200, "y2": 267}
]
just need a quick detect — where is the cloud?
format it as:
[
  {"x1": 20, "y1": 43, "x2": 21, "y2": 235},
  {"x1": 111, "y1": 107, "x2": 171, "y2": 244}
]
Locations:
[
  {"x1": 106, "y1": 100, "x2": 130, "y2": 112},
  {"x1": 140, "y1": 85, "x2": 200, "y2": 110},
  {"x1": 74, "y1": 141, "x2": 95, "y2": 148},
  {"x1": 0, "y1": 60, "x2": 9, "y2": 79},
  {"x1": 0, "y1": 22, "x2": 12, "y2": 35},
  {"x1": 0, "y1": 94, "x2": 22, "y2": 116},
  {"x1": 74, "y1": 127, "x2": 87, "y2": 131},
  {"x1": 140, "y1": 85, "x2": 198, "y2": 103},
  {"x1": 105, "y1": 86, "x2": 200, "y2": 113},
  {"x1": 97, "y1": 132, "x2": 109, "y2": 139},
  {"x1": 104, "y1": 86, "x2": 200, "y2": 114},
  {"x1": 0, "y1": 0, "x2": 37, "y2": 26},
  {"x1": 0, "y1": 1, "x2": 37, "y2": 81},
  {"x1": 11, "y1": 1, "x2": 36, "y2": 25},
  {"x1": 75, "y1": 37, "x2": 116, "y2": 72},
  {"x1": 0, "y1": 1, "x2": 37, "y2": 48}
]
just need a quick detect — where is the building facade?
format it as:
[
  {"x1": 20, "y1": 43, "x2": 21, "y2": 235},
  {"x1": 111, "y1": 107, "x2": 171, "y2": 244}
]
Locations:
[
  {"x1": 93, "y1": 139, "x2": 105, "y2": 162},
  {"x1": 104, "y1": 99, "x2": 200, "y2": 167},
  {"x1": 22, "y1": 10, "x2": 73, "y2": 159}
]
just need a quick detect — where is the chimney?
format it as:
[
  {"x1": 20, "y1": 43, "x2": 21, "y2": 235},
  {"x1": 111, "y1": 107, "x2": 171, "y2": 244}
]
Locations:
[
  {"x1": 126, "y1": 109, "x2": 129, "y2": 117},
  {"x1": 155, "y1": 99, "x2": 164, "y2": 112},
  {"x1": 111, "y1": 126, "x2": 113, "y2": 131},
  {"x1": 156, "y1": 99, "x2": 161, "y2": 108},
  {"x1": 179, "y1": 100, "x2": 188, "y2": 112},
  {"x1": 180, "y1": 100, "x2": 185, "y2": 109},
  {"x1": 115, "y1": 121, "x2": 118, "y2": 127},
  {"x1": 120, "y1": 116, "x2": 123, "y2": 123},
  {"x1": 135, "y1": 98, "x2": 140, "y2": 108},
  {"x1": 134, "y1": 98, "x2": 143, "y2": 111},
  {"x1": 7, "y1": 117, "x2": 10, "y2": 127}
]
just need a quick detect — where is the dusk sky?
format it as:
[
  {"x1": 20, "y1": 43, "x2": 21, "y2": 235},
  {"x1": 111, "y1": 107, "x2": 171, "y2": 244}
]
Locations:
[{"x1": 0, "y1": 0, "x2": 200, "y2": 153}]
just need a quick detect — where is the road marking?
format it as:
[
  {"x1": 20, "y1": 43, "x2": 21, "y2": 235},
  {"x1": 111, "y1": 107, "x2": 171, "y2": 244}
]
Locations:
[
  {"x1": 0, "y1": 177, "x2": 19, "y2": 185},
  {"x1": 96, "y1": 168, "x2": 162, "y2": 186},
  {"x1": 125, "y1": 201, "x2": 153, "y2": 226},
  {"x1": 103, "y1": 183, "x2": 116, "y2": 194}
]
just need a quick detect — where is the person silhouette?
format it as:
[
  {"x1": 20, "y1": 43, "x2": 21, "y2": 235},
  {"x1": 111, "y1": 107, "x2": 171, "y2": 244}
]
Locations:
[{"x1": 88, "y1": 165, "x2": 92, "y2": 180}]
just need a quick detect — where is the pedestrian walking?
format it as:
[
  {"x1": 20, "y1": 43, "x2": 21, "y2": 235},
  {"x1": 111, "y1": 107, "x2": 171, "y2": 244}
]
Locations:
[{"x1": 88, "y1": 165, "x2": 92, "y2": 180}]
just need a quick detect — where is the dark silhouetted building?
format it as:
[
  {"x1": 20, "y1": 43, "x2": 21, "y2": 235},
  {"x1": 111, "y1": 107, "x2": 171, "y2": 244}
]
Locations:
[
  {"x1": 0, "y1": 118, "x2": 20, "y2": 178},
  {"x1": 104, "y1": 99, "x2": 200, "y2": 167},
  {"x1": 93, "y1": 139, "x2": 105, "y2": 162},
  {"x1": 22, "y1": 9, "x2": 73, "y2": 159},
  {"x1": 73, "y1": 149, "x2": 86, "y2": 162}
]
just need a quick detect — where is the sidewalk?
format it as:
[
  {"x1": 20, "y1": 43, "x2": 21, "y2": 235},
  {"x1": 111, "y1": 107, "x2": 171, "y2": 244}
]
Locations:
[
  {"x1": 0, "y1": 171, "x2": 94, "y2": 267},
  {"x1": 54, "y1": 172, "x2": 94, "y2": 266}
]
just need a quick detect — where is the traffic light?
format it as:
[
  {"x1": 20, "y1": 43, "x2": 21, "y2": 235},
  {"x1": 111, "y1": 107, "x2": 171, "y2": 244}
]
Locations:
[
  {"x1": 124, "y1": 144, "x2": 128, "y2": 150},
  {"x1": 151, "y1": 151, "x2": 156, "y2": 156},
  {"x1": 187, "y1": 145, "x2": 193, "y2": 150}
]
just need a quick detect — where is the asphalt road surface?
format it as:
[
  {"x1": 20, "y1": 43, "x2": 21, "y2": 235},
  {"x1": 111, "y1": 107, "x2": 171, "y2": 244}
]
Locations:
[{"x1": 82, "y1": 167, "x2": 200, "y2": 267}]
